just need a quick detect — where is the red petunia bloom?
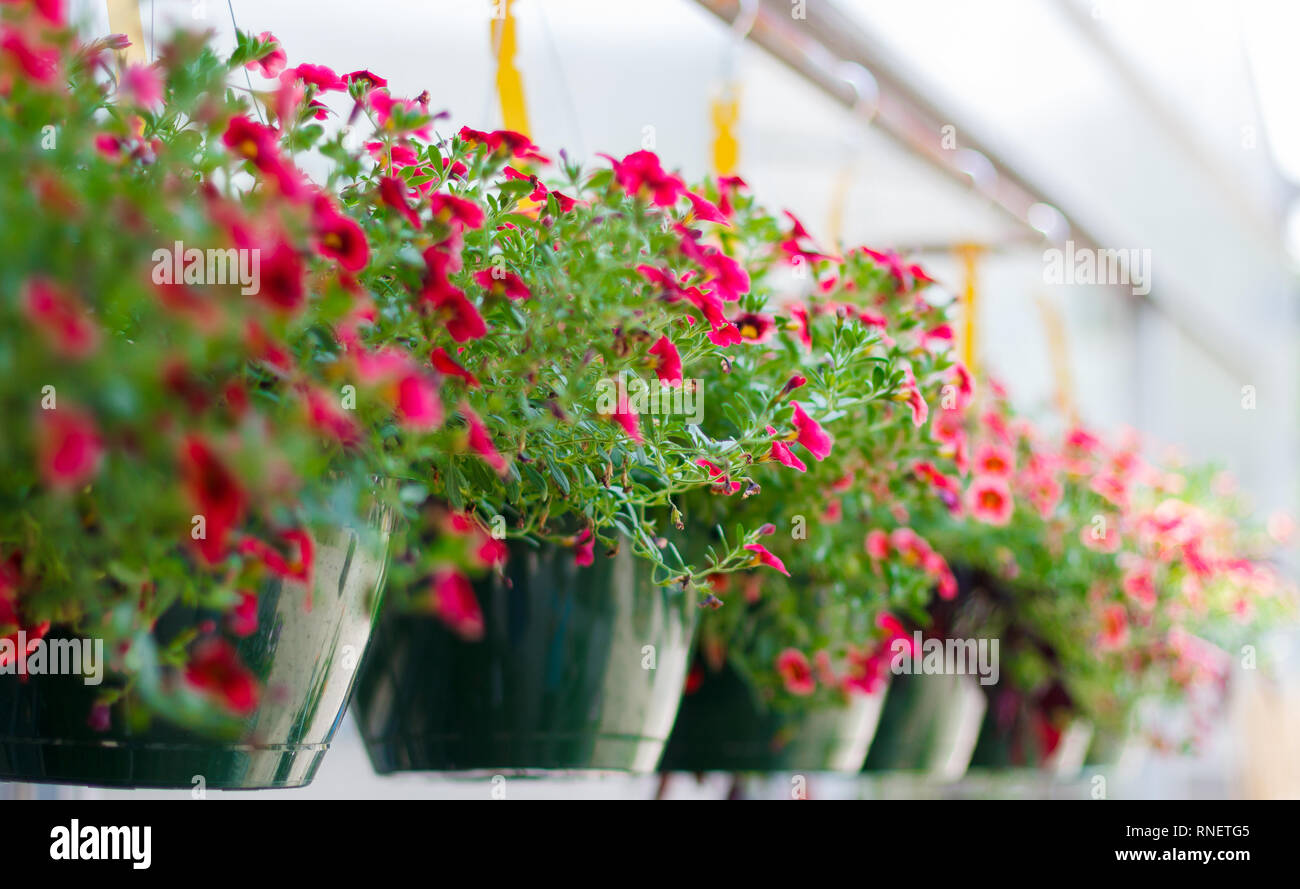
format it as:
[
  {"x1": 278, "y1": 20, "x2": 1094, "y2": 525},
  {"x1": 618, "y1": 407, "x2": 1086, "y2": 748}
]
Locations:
[
  {"x1": 790, "y1": 401, "x2": 833, "y2": 461},
  {"x1": 430, "y1": 193, "x2": 485, "y2": 232},
  {"x1": 368, "y1": 90, "x2": 438, "y2": 140},
  {"x1": 968, "y1": 476, "x2": 1014, "y2": 526},
  {"x1": 899, "y1": 365, "x2": 929, "y2": 428},
  {"x1": 343, "y1": 69, "x2": 387, "y2": 90},
  {"x1": 459, "y1": 127, "x2": 549, "y2": 163},
  {"x1": 22, "y1": 278, "x2": 98, "y2": 358},
  {"x1": 775, "y1": 648, "x2": 815, "y2": 696},
  {"x1": 573, "y1": 528, "x2": 596, "y2": 567},
  {"x1": 426, "y1": 285, "x2": 487, "y2": 343},
  {"x1": 394, "y1": 372, "x2": 443, "y2": 430},
  {"x1": 460, "y1": 402, "x2": 508, "y2": 475},
  {"x1": 256, "y1": 240, "x2": 306, "y2": 313},
  {"x1": 379, "y1": 175, "x2": 422, "y2": 227},
  {"x1": 600, "y1": 150, "x2": 686, "y2": 207},
  {"x1": 430, "y1": 346, "x2": 480, "y2": 387},
  {"x1": 789, "y1": 303, "x2": 812, "y2": 351},
  {"x1": 179, "y1": 436, "x2": 247, "y2": 566},
  {"x1": 303, "y1": 385, "x2": 361, "y2": 447},
  {"x1": 1, "y1": 27, "x2": 58, "y2": 83},
  {"x1": 1097, "y1": 604, "x2": 1129, "y2": 651},
  {"x1": 228, "y1": 590, "x2": 259, "y2": 637},
  {"x1": 745, "y1": 543, "x2": 789, "y2": 576},
  {"x1": 865, "y1": 529, "x2": 890, "y2": 560},
  {"x1": 311, "y1": 196, "x2": 369, "y2": 271},
  {"x1": 279, "y1": 63, "x2": 346, "y2": 92},
  {"x1": 222, "y1": 115, "x2": 304, "y2": 197},
  {"x1": 696, "y1": 458, "x2": 741, "y2": 496},
  {"x1": 431, "y1": 569, "x2": 484, "y2": 640},
  {"x1": 37, "y1": 408, "x2": 103, "y2": 491},
  {"x1": 185, "y1": 639, "x2": 259, "y2": 714},
  {"x1": 1080, "y1": 519, "x2": 1121, "y2": 553},
  {"x1": 973, "y1": 444, "x2": 1014, "y2": 478},
  {"x1": 473, "y1": 268, "x2": 531, "y2": 301},
  {"x1": 861, "y1": 247, "x2": 932, "y2": 292},
  {"x1": 685, "y1": 191, "x2": 727, "y2": 224},
  {"x1": 647, "y1": 335, "x2": 682, "y2": 385},
  {"x1": 732, "y1": 311, "x2": 775, "y2": 343},
  {"x1": 244, "y1": 31, "x2": 286, "y2": 78},
  {"x1": 766, "y1": 425, "x2": 807, "y2": 472},
  {"x1": 715, "y1": 175, "x2": 747, "y2": 217},
  {"x1": 239, "y1": 529, "x2": 314, "y2": 590}
]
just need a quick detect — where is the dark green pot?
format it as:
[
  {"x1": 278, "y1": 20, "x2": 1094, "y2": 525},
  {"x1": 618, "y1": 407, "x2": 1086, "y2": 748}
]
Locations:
[
  {"x1": 862, "y1": 671, "x2": 987, "y2": 778},
  {"x1": 353, "y1": 539, "x2": 697, "y2": 773},
  {"x1": 661, "y1": 662, "x2": 886, "y2": 772},
  {"x1": 0, "y1": 505, "x2": 393, "y2": 789}
]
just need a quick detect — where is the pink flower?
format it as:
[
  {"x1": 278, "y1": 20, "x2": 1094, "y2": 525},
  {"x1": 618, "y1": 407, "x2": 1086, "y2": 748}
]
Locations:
[
  {"x1": 37, "y1": 408, "x2": 103, "y2": 491},
  {"x1": 790, "y1": 401, "x2": 832, "y2": 461},
  {"x1": 1098, "y1": 604, "x2": 1129, "y2": 651},
  {"x1": 379, "y1": 175, "x2": 422, "y2": 227},
  {"x1": 120, "y1": 63, "x2": 162, "y2": 107},
  {"x1": 573, "y1": 529, "x2": 595, "y2": 567},
  {"x1": 900, "y1": 365, "x2": 928, "y2": 428},
  {"x1": 732, "y1": 312, "x2": 775, "y2": 343},
  {"x1": 968, "y1": 476, "x2": 1014, "y2": 526},
  {"x1": 973, "y1": 444, "x2": 1014, "y2": 478},
  {"x1": 22, "y1": 278, "x2": 98, "y2": 358},
  {"x1": 766, "y1": 426, "x2": 807, "y2": 472},
  {"x1": 745, "y1": 543, "x2": 789, "y2": 576},
  {"x1": 864, "y1": 529, "x2": 890, "y2": 560},
  {"x1": 474, "y1": 268, "x2": 531, "y2": 301},
  {"x1": 648, "y1": 336, "x2": 683, "y2": 385},
  {"x1": 395, "y1": 372, "x2": 443, "y2": 430},
  {"x1": 776, "y1": 649, "x2": 815, "y2": 696},
  {"x1": 789, "y1": 303, "x2": 812, "y2": 351},
  {"x1": 685, "y1": 191, "x2": 727, "y2": 224},
  {"x1": 312, "y1": 196, "x2": 370, "y2": 271},
  {"x1": 244, "y1": 32, "x2": 287, "y2": 78},
  {"x1": 602, "y1": 381, "x2": 643, "y2": 444},
  {"x1": 431, "y1": 569, "x2": 484, "y2": 641},
  {"x1": 280, "y1": 63, "x2": 346, "y2": 92},
  {"x1": 696, "y1": 459, "x2": 741, "y2": 496},
  {"x1": 430, "y1": 346, "x2": 480, "y2": 387},
  {"x1": 1080, "y1": 520, "x2": 1121, "y2": 553},
  {"x1": 600, "y1": 150, "x2": 686, "y2": 206},
  {"x1": 430, "y1": 193, "x2": 486, "y2": 232},
  {"x1": 461, "y1": 402, "x2": 508, "y2": 475},
  {"x1": 222, "y1": 115, "x2": 304, "y2": 197}
]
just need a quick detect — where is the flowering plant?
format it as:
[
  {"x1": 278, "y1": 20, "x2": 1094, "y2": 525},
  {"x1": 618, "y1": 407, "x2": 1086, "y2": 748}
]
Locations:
[
  {"x1": 913, "y1": 384, "x2": 1295, "y2": 754},
  {"x1": 0, "y1": 4, "x2": 849, "y2": 725}
]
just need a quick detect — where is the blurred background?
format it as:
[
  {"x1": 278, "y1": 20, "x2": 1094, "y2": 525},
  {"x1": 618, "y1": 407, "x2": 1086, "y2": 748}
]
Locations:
[{"x1": 18, "y1": 0, "x2": 1296, "y2": 799}]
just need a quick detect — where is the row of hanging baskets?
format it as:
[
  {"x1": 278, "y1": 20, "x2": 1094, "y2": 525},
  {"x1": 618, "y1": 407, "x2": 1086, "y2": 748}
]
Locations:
[{"x1": 1, "y1": 7, "x2": 1290, "y2": 788}]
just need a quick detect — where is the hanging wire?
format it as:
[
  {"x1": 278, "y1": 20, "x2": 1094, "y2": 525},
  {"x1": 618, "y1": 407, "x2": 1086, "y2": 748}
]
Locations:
[
  {"x1": 226, "y1": 0, "x2": 265, "y2": 124},
  {"x1": 535, "y1": 0, "x2": 586, "y2": 160}
]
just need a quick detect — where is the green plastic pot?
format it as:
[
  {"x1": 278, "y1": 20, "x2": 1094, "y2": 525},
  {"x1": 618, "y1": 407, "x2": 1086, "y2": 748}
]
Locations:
[
  {"x1": 0, "y1": 502, "x2": 393, "y2": 789},
  {"x1": 661, "y1": 661, "x2": 887, "y2": 773},
  {"x1": 862, "y1": 671, "x2": 987, "y2": 779},
  {"x1": 353, "y1": 538, "x2": 696, "y2": 773}
]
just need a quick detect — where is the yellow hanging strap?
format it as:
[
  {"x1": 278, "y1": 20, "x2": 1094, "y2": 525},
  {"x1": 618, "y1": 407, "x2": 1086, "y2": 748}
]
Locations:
[
  {"x1": 1033, "y1": 292, "x2": 1079, "y2": 425},
  {"x1": 710, "y1": 84, "x2": 740, "y2": 176},
  {"x1": 957, "y1": 244, "x2": 982, "y2": 378},
  {"x1": 825, "y1": 161, "x2": 853, "y2": 247},
  {"x1": 491, "y1": 0, "x2": 531, "y2": 137},
  {"x1": 105, "y1": 0, "x2": 147, "y2": 64}
]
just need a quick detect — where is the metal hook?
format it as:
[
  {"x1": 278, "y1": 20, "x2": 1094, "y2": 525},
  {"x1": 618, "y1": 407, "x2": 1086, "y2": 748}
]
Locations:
[
  {"x1": 722, "y1": 0, "x2": 760, "y2": 82},
  {"x1": 834, "y1": 60, "x2": 879, "y2": 123}
]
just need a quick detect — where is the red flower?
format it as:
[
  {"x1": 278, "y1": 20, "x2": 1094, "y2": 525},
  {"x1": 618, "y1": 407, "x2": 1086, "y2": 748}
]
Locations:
[
  {"x1": 431, "y1": 569, "x2": 484, "y2": 640},
  {"x1": 430, "y1": 346, "x2": 480, "y2": 387},
  {"x1": 864, "y1": 529, "x2": 890, "y2": 560},
  {"x1": 222, "y1": 115, "x2": 303, "y2": 197},
  {"x1": 312, "y1": 196, "x2": 369, "y2": 271},
  {"x1": 716, "y1": 175, "x2": 747, "y2": 217},
  {"x1": 379, "y1": 175, "x2": 422, "y2": 227},
  {"x1": 343, "y1": 69, "x2": 387, "y2": 90},
  {"x1": 426, "y1": 285, "x2": 487, "y2": 342},
  {"x1": 790, "y1": 401, "x2": 833, "y2": 461},
  {"x1": 776, "y1": 648, "x2": 815, "y2": 696},
  {"x1": 303, "y1": 385, "x2": 361, "y2": 446},
  {"x1": 789, "y1": 303, "x2": 812, "y2": 351},
  {"x1": 395, "y1": 372, "x2": 443, "y2": 430},
  {"x1": 573, "y1": 529, "x2": 595, "y2": 567},
  {"x1": 473, "y1": 268, "x2": 531, "y2": 300},
  {"x1": 461, "y1": 402, "x2": 508, "y2": 474},
  {"x1": 1080, "y1": 519, "x2": 1121, "y2": 553},
  {"x1": 279, "y1": 63, "x2": 346, "y2": 92},
  {"x1": 37, "y1": 408, "x2": 103, "y2": 491},
  {"x1": 685, "y1": 191, "x2": 727, "y2": 224},
  {"x1": 899, "y1": 365, "x2": 928, "y2": 428},
  {"x1": 22, "y1": 278, "x2": 98, "y2": 358},
  {"x1": 696, "y1": 458, "x2": 741, "y2": 495},
  {"x1": 228, "y1": 590, "x2": 259, "y2": 637},
  {"x1": 600, "y1": 150, "x2": 685, "y2": 207},
  {"x1": 244, "y1": 32, "x2": 286, "y2": 78},
  {"x1": 732, "y1": 311, "x2": 775, "y2": 343},
  {"x1": 459, "y1": 127, "x2": 548, "y2": 163},
  {"x1": 968, "y1": 476, "x2": 1014, "y2": 526},
  {"x1": 1, "y1": 27, "x2": 58, "y2": 83},
  {"x1": 185, "y1": 639, "x2": 259, "y2": 714},
  {"x1": 745, "y1": 543, "x2": 789, "y2": 576},
  {"x1": 766, "y1": 425, "x2": 807, "y2": 472},
  {"x1": 238, "y1": 529, "x2": 314, "y2": 586},
  {"x1": 256, "y1": 240, "x2": 306, "y2": 312},
  {"x1": 1098, "y1": 604, "x2": 1129, "y2": 651},
  {"x1": 179, "y1": 436, "x2": 247, "y2": 565},
  {"x1": 861, "y1": 247, "x2": 932, "y2": 292},
  {"x1": 647, "y1": 336, "x2": 682, "y2": 385},
  {"x1": 430, "y1": 193, "x2": 486, "y2": 231}
]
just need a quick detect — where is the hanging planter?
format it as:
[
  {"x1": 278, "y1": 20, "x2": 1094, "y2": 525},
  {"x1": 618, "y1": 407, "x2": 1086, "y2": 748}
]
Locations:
[
  {"x1": 353, "y1": 537, "x2": 695, "y2": 773},
  {"x1": 661, "y1": 660, "x2": 886, "y2": 773},
  {"x1": 0, "y1": 505, "x2": 393, "y2": 789},
  {"x1": 862, "y1": 671, "x2": 987, "y2": 780}
]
